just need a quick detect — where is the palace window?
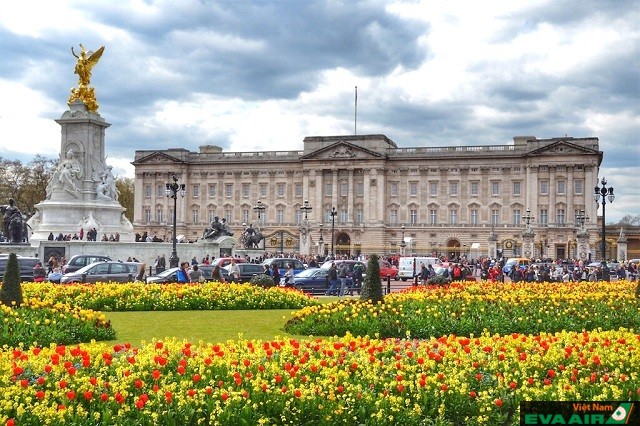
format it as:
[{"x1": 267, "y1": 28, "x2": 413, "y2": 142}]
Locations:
[
  {"x1": 574, "y1": 179, "x2": 583, "y2": 195},
  {"x1": 242, "y1": 183, "x2": 250, "y2": 198},
  {"x1": 208, "y1": 183, "x2": 217, "y2": 198},
  {"x1": 491, "y1": 209, "x2": 500, "y2": 225},
  {"x1": 429, "y1": 182, "x2": 438, "y2": 196},
  {"x1": 470, "y1": 181, "x2": 479, "y2": 196},
  {"x1": 156, "y1": 208, "x2": 163, "y2": 223},
  {"x1": 145, "y1": 184, "x2": 152, "y2": 198},
  {"x1": 325, "y1": 182, "x2": 332, "y2": 197},
  {"x1": 340, "y1": 181, "x2": 348, "y2": 197},
  {"x1": 540, "y1": 180, "x2": 549, "y2": 195},
  {"x1": 294, "y1": 183, "x2": 303, "y2": 197},
  {"x1": 225, "y1": 184, "x2": 233, "y2": 198},
  {"x1": 295, "y1": 210, "x2": 302, "y2": 224},
  {"x1": 192, "y1": 209, "x2": 199, "y2": 223},
  {"x1": 539, "y1": 209, "x2": 548, "y2": 226},
  {"x1": 340, "y1": 208, "x2": 348, "y2": 224},
  {"x1": 259, "y1": 183, "x2": 267, "y2": 197},
  {"x1": 156, "y1": 184, "x2": 164, "y2": 198},
  {"x1": 513, "y1": 209, "x2": 521, "y2": 225},
  {"x1": 356, "y1": 182, "x2": 364, "y2": 197},
  {"x1": 449, "y1": 182, "x2": 458, "y2": 196},
  {"x1": 491, "y1": 181, "x2": 500, "y2": 196},
  {"x1": 470, "y1": 209, "x2": 478, "y2": 225},
  {"x1": 145, "y1": 208, "x2": 151, "y2": 222},
  {"x1": 242, "y1": 209, "x2": 249, "y2": 224},
  {"x1": 192, "y1": 185, "x2": 200, "y2": 198},
  {"x1": 556, "y1": 209, "x2": 566, "y2": 225},
  {"x1": 390, "y1": 182, "x2": 398, "y2": 197},
  {"x1": 224, "y1": 209, "x2": 232, "y2": 223},
  {"x1": 277, "y1": 209, "x2": 284, "y2": 224},
  {"x1": 409, "y1": 182, "x2": 418, "y2": 197},
  {"x1": 390, "y1": 209, "x2": 398, "y2": 224},
  {"x1": 356, "y1": 208, "x2": 364, "y2": 224},
  {"x1": 513, "y1": 181, "x2": 521, "y2": 196},
  {"x1": 429, "y1": 209, "x2": 438, "y2": 225},
  {"x1": 449, "y1": 209, "x2": 458, "y2": 224},
  {"x1": 277, "y1": 183, "x2": 285, "y2": 197},
  {"x1": 410, "y1": 209, "x2": 418, "y2": 224},
  {"x1": 557, "y1": 180, "x2": 566, "y2": 195}
]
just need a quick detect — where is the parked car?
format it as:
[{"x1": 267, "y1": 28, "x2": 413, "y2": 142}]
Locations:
[
  {"x1": 223, "y1": 263, "x2": 266, "y2": 283},
  {"x1": 379, "y1": 260, "x2": 399, "y2": 280},
  {"x1": 285, "y1": 268, "x2": 329, "y2": 294},
  {"x1": 63, "y1": 254, "x2": 112, "y2": 274},
  {"x1": 210, "y1": 257, "x2": 248, "y2": 269},
  {"x1": 60, "y1": 261, "x2": 142, "y2": 284},
  {"x1": 146, "y1": 267, "x2": 180, "y2": 284},
  {"x1": 261, "y1": 258, "x2": 306, "y2": 279},
  {"x1": 198, "y1": 265, "x2": 230, "y2": 282},
  {"x1": 0, "y1": 255, "x2": 42, "y2": 282}
]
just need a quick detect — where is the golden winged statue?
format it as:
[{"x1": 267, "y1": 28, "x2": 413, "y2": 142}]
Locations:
[
  {"x1": 71, "y1": 44, "x2": 104, "y2": 87},
  {"x1": 68, "y1": 44, "x2": 105, "y2": 112}
]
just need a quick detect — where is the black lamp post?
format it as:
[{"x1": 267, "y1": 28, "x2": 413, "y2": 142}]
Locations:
[
  {"x1": 165, "y1": 175, "x2": 186, "y2": 268},
  {"x1": 300, "y1": 199, "x2": 312, "y2": 221},
  {"x1": 593, "y1": 177, "x2": 614, "y2": 281},
  {"x1": 318, "y1": 222, "x2": 324, "y2": 255},
  {"x1": 523, "y1": 208, "x2": 534, "y2": 227},
  {"x1": 399, "y1": 224, "x2": 406, "y2": 255},
  {"x1": 253, "y1": 200, "x2": 266, "y2": 221},
  {"x1": 329, "y1": 206, "x2": 337, "y2": 256}
]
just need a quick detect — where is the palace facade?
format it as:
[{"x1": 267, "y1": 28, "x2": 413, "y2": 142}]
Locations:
[{"x1": 132, "y1": 134, "x2": 622, "y2": 261}]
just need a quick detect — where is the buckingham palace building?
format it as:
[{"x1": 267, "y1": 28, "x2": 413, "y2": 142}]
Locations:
[{"x1": 132, "y1": 134, "x2": 613, "y2": 261}]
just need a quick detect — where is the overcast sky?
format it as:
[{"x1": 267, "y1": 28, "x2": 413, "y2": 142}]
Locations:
[{"x1": 0, "y1": 0, "x2": 638, "y2": 222}]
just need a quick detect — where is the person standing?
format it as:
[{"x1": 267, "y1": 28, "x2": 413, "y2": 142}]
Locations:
[
  {"x1": 283, "y1": 263, "x2": 295, "y2": 287},
  {"x1": 227, "y1": 259, "x2": 241, "y2": 283},
  {"x1": 156, "y1": 254, "x2": 166, "y2": 273},
  {"x1": 271, "y1": 264, "x2": 281, "y2": 286},
  {"x1": 338, "y1": 263, "x2": 350, "y2": 296},
  {"x1": 325, "y1": 263, "x2": 339, "y2": 296},
  {"x1": 351, "y1": 264, "x2": 363, "y2": 295},
  {"x1": 189, "y1": 264, "x2": 203, "y2": 283},
  {"x1": 177, "y1": 262, "x2": 189, "y2": 283}
]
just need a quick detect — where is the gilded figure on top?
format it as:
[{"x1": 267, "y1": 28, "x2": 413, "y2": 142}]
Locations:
[{"x1": 68, "y1": 44, "x2": 105, "y2": 112}]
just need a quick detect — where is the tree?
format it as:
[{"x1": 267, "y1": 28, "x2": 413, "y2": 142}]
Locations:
[
  {"x1": 0, "y1": 156, "x2": 55, "y2": 214},
  {"x1": 360, "y1": 254, "x2": 384, "y2": 303},
  {"x1": 116, "y1": 177, "x2": 135, "y2": 222},
  {"x1": 0, "y1": 253, "x2": 23, "y2": 307},
  {"x1": 614, "y1": 215, "x2": 640, "y2": 227}
]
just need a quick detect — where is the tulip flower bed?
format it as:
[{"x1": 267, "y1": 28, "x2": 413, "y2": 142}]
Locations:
[
  {"x1": 2, "y1": 330, "x2": 639, "y2": 425},
  {"x1": 0, "y1": 299, "x2": 114, "y2": 347},
  {"x1": 284, "y1": 281, "x2": 640, "y2": 337},
  {"x1": 22, "y1": 282, "x2": 319, "y2": 311}
]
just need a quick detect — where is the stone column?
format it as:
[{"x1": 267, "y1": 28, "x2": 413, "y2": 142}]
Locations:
[{"x1": 522, "y1": 228, "x2": 535, "y2": 258}]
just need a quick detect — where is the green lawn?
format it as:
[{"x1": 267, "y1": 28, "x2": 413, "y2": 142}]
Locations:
[{"x1": 104, "y1": 296, "x2": 343, "y2": 345}]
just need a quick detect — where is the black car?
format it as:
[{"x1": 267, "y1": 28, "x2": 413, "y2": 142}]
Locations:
[
  {"x1": 63, "y1": 254, "x2": 112, "y2": 274},
  {"x1": 0, "y1": 255, "x2": 42, "y2": 282},
  {"x1": 223, "y1": 263, "x2": 265, "y2": 283}
]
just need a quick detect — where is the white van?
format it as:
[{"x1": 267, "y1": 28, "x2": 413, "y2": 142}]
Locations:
[{"x1": 398, "y1": 257, "x2": 441, "y2": 281}]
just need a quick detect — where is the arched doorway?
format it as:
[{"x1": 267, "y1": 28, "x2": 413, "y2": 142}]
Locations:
[
  {"x1": 446, "y1": 239, "x2": 461, "y2": 261},
  {"x1": 335, "y1": 233, "x2": 351, "y2": 256}
]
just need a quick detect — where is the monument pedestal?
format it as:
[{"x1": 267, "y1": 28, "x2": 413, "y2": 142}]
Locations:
[
  {"x1": 30, "y1": 199, "x2": 134, "y2": 242},
  {"x1": 27, "y1": 100, "x2": 134, "y2": 243}
]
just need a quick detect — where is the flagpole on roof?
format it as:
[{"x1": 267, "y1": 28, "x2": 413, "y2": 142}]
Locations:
[{"x1": 354, "y1": 86, "x2": 358, "y2": 135}]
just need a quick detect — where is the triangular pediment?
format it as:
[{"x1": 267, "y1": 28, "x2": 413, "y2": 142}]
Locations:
[
  {"x1": 300, "y1": 141, "x2": 386, "y2": 160},
  {"x1": 131, "y1": 152, "x2": 187, "y2": 165},
  {"x1": 528, "y1": 140, "x2": 599, "y2": 156}
]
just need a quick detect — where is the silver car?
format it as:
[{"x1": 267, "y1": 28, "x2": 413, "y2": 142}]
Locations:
[{"x1": 60, "y1": 261, "x2": 142, "y2": 284}]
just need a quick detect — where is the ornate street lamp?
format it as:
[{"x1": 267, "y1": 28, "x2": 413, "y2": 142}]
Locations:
[
  {"x1": 593, "y1": 177, "x2": 614, "y2": 281},
  {"x1": 165, "y1": 175, "x2": 186, "y2": 268},
  {"x1": 329, "y1": 206, "x2": 337, "y2": 256},
  {"x1": 523, "y1": 208, "x2": 534, "y2": 228},
  {"x1": 253, "y1": 200, "x2": 266, "y2": 221},
  {"x1": 399, "y1": 224, "x2": 406, "y2": 256},
  {"x1": 318, "y1": 222, "x2": 324, "y2": 255},
  {"x1": 300, "y1": 199, "x2": 312, "y2": 221}
]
